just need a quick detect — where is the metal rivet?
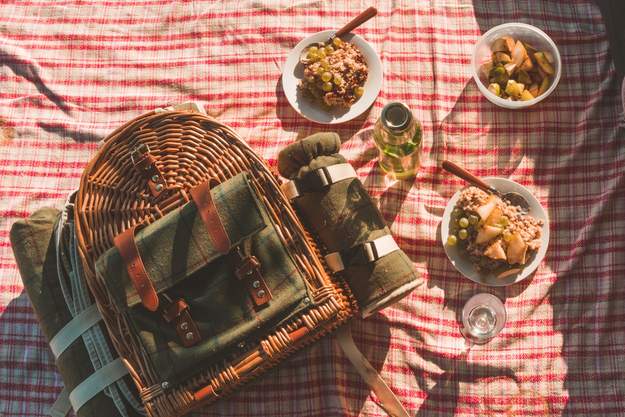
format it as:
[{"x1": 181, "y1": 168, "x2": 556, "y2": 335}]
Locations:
[
  {"x1": 180, "y1": 322, "x2": 189, "y2": 331},
  {"x1": 252, "y1": 280, "x2": 260, "y2": 289},
  {"x1": 151, "y1": 175, "x2": 159, "y2": 182},
  {"x1": 237, "y1": 341, "x2": 246, "y2": 349},
  {"x1": 185, "y1": 332, "x2": 194, "y2": 341},
  {"x1": 304, "y1": 297, "x2": 311, "y2": 304},
  {"x1": 161, "y1": 381, "x2": 170, "y2": 390},
  {"x1": 257, "y1": 290, "x2": 266, "y2": 298},
  {"x1": 155, "y1": 183, "x2": 164, "y2": 192}
]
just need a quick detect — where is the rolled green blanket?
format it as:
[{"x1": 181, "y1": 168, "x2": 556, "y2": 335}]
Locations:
[
  {"x1": 10, "y1": 208, "x2": 143, "y2": 417},
  {"x1": 278, "y1": 132, "x2": 422, "y2": 317}
]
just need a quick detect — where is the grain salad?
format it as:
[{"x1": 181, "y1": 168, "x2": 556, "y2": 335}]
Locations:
[
  {"x1": 447, "y1": 186, "x2": 543, "y2": 278},
  {"x1": 299, "y1": 37, "x2": 368, "y2": 108}
]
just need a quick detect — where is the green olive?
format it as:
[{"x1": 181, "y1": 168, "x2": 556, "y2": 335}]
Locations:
[
  {"x1": 458, "y1": 217, "x2": 469, "y2": 228},
  {"x1": 447, "y1": 235, "x2": 458, "y2": 246},
  {"x1": 458, "y1": 229, "x2": 469, "y2": 240},
  {"x1": 469, "y1": 215, "x2": 479, "y2": 225},
  {"x1": 354, "y1": 86, "x2": 364, "y2": 97},
  {"x1": 322, "y1": 82, "x2": 333, "y2": 92},
  {"x1": 321, "y1": 72, "x2": 332, "y2": 82}
]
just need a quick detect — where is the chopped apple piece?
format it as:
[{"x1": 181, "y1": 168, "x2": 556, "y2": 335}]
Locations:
[
  {"x1": 534, "y1": 52, "x2": 555, "y2": 75},
  {"x1": 497, "y1": 268, "x2": 522, "y2": 279},
  {"x1": 503, "y1": 36, "x2": 516, "y2": 53},
  {"x1": 506, "y1": 233, "x2": 528, "y2": 264},
  {"x1": 520, "y1": 57, "x2": 534, "y2": 72},
  {"x1": 476, "y1": 225, "x2": 504, "y2": 244},
  {"x1": 484, "y1": 241, "x2": 507, "y2": 260},
  {"x1": 476, "y1": 195, "x2": 499, "y2": 220},
  {"x1": 485, "y1": 206, "x2": 504, "y2": 226},
  {"x1": 504, "y1": 63, "x2": 517, "y2": 76},
  {"x1": 511, "y1": 41, "x2": 528, "y2": 67}
]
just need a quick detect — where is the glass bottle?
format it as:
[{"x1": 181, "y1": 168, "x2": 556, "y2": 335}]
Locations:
[{"x1": 373, "y1": 102, "x2": 422, "y2": 180}]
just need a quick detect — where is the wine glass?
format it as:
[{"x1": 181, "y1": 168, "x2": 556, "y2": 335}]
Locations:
[{"x1": 461, "y1": 293, "x2": 506, "y2": 344}]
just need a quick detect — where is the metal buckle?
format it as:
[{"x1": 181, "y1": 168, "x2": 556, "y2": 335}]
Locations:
[
  {"x1": 316, "y1": 166, "x2": 332, "y2": 187},
  {"x1": 130, "y1": 143, "x2": 150, "y2": 165},
  {"x1": 361, "y1": 241, "x2": 380, "y2": 263}
]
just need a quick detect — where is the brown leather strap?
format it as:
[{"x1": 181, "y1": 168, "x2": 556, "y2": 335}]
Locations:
[
  {"x1": 113, "y1": 225, "x2": 160, "y2": 312},
  {"x1": 190, "y1": 180, "x2": 231, "y2": 254},
  {"x1": 131, "y1": 144, "x2": 167, "y2": 197},
  {"x1": 162, "y1": 298, "x2": 201, "y2": 347}
]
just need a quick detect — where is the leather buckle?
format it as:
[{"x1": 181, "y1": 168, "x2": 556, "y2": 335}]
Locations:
[
  {"x1": 129, "y1": 143, "x2": 167, "y2": 197},
  {"x1": 235, "y1": 255, "x2": 272, "y2": 308},
  {"x1": 162, "y1": 298, "x2": 201, "y2": 348}
]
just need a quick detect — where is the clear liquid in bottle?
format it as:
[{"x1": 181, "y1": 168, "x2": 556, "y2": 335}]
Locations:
[{"x1": 373, "y1": 102, "x2": 422, "y2": 180}]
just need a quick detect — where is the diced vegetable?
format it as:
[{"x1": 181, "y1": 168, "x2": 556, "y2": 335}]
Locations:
[
  {"x1": 538, "y1": 76, "x2": 550, "y2": 96},
  {"x1": 520, "y1": 57, "x2": 534, "y2": 72},
  {"x1": 505, "y1": 80, "x2": 525, "y2": 99},
  {"x1": 493, "y1": 52, "x2": 512, "y2": 64},
  {"x1": 517, "y1": 69, "x2": 532, "y2": 86},
  {"x1": 488, "y1": 83, "x2": 501, "y2": 96},
  {"x1": 520, "y1": 90, "x2": 534, "y2": 101},
  {"x1": 528, "y1": 83, "x2": 540, "y2": 97},
  {"x1": 534, "y1": 52, "x2": 555, "y2": 75}
]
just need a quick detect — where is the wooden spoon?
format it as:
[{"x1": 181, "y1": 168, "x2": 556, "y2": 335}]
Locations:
[
  {"x1": 441, "y1": 160, "x2": 530, "y2": 213},
  {"x1": 300, "y1": 7, "x2": 377, "y2": 63}
]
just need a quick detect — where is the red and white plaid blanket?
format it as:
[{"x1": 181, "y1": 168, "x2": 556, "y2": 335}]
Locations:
[{"x1": 1, "y1": 1, "x2": 623, "y2": 416}]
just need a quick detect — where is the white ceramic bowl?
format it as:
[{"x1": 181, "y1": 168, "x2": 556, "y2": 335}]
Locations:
[
  {"x1": 472, "y1": 23, "x2": 561, "y2": 109},
  {"x1": 441, "y1": 178, "x2": 550, "y2": 287},
  {"x1": 281, "y1": 30, "x2": 383, "y2": 124}
]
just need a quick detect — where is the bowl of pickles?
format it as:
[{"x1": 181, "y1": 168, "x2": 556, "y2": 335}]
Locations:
[{"x1": 472, "y1": 23, "x2": 561, "y2": 109}]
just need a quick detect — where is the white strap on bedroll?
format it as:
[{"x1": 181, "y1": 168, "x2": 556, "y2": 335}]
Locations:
[
  {"x1": 48, "y1": 387, "x2": 71, "y2": 417},
  {"x1": 69, "y1": 358, "x2": 129, "y2": 413},
  {"x1": 325, "y1": 234, "x2": 400, "y2": 273},
  {"x1": 281, "y1": 163, "x2": 358, "y2": 200},
  {"x1": 49, "y1": 304, "x2": 103, "y2": 359},
  {"x1": 336, "y1": 325, "x2": 410, "y2": 417}
]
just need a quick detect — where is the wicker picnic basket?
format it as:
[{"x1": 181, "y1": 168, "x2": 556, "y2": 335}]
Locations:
[{"x1": 73, "y1": 107, "x2": 356, "y2": 417}]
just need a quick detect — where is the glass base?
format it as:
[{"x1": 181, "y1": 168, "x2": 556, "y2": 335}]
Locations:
[{"x1": 461, "y1": 293, "x2": 507, "y2": 344}]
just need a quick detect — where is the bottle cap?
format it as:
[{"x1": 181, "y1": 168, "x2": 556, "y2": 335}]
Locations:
[{"x1": 381, "y1": 102, "x2": 412, "y2": 132}]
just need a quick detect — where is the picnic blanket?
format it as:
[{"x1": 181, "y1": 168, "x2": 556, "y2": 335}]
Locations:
[{"x1": 1, "y1": 1, "x2": 623, "y2": 416}]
